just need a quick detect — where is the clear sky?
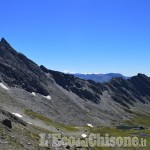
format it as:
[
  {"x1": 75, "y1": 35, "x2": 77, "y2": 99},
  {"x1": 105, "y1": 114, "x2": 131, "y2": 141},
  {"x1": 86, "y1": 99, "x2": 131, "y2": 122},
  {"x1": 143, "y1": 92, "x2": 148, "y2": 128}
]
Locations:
[{"x1": 0, "y1": 0, "x2": 150, "y2": 76}]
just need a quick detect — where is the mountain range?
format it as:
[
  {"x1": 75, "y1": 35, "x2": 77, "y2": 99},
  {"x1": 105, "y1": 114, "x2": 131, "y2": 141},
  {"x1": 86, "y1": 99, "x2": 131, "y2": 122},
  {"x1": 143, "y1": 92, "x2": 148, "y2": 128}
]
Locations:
[
  {"x1": 0, "y1": 38, "x2": 150, "y2": 149},
  {"x1": 72, "y1": 73, "x2": 129, "y2": 83}
]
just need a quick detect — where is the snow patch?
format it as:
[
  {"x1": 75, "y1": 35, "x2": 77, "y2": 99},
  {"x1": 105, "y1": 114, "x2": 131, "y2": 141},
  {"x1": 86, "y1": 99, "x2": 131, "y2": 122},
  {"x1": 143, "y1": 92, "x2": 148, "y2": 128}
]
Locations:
[
  {"x1": 31, "y1": 92, "x2": 36, "y2": 96},
  {"x1": 87, "y1": 123, "x2": 93, "y2": 128},
  {"x1": 0, "y1": 83, "x2": 9, "y2": 90},
  {"x1": 43, "y1": 95, "x2": 51, "y2": 100},
  {"x1": 27, "y1": 122, "x2": 32, "y2": 125},
  {"x1": 81, "y1": 134, "x2": 87, "y2": 138},
  {"x1": 12, "y1": 113, "x2": 23, "y2": 118}
]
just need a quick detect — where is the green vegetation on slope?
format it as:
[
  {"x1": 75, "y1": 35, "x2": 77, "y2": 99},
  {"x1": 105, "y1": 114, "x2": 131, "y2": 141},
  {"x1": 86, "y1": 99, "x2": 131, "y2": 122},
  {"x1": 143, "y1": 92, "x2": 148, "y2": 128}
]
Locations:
[{"x1": 24, "y1": 109, "x2": 79, "y2": 132}]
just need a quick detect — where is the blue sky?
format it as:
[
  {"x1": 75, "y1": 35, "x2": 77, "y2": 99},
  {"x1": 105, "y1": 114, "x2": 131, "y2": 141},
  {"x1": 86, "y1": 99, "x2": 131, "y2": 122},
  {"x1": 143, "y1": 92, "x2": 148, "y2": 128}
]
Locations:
[{"x1": 0, "y1": 0, "x2": 150, "y2": 76}]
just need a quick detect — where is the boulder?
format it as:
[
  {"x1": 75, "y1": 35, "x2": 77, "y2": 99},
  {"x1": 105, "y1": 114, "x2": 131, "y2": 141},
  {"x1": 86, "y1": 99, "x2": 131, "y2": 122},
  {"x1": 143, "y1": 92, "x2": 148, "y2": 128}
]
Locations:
[{"x1": 2, "y1": 119, "x2": 12, "y2": 129}]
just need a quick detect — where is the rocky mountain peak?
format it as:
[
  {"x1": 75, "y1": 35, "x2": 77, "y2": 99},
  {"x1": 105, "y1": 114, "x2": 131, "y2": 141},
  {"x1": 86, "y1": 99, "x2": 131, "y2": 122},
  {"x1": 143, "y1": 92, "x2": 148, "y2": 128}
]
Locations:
[
  {"x1": 0, "y1": 38, "x2": 12, "y2": 48},
  {"x1": 0, "y1": 38, "x2": 50, "y2": 96},
  {"x1": 1, "y1": 37, "x2": 8, "y2": 43}
]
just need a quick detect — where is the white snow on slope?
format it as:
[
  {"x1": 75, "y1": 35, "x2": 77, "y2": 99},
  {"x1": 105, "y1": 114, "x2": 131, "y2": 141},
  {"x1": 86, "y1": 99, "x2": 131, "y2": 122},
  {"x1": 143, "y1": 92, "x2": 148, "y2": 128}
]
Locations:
[
  {"x1": 43, "y1": 95, "x2": 51, "y2": 100},
  {"x1": 27, "y1": 122, "x2": 32, "y2": 125},
  {"x1": 12, "y1": 113, "x2": 23, "y2": 118},
  {"x1": 31, "y1": 92, "x2": 36, "y2": 96},
  {"x1": 87, "y1": 123, "x2": 93, "y2": 128},
  {"x1": 81, "y1": 134, "x2": 87, "y2": 138},
  {"x1": 0, "y1": 83, "x2": 9, "y2": 90}
]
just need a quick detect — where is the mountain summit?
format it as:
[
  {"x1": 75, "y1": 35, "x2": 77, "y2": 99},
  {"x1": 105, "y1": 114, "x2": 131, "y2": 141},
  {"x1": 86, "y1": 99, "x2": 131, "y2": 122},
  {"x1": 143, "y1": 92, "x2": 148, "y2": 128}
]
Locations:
[{"x1": 0, "y1": 38, "x2": 50, "y2": 96}]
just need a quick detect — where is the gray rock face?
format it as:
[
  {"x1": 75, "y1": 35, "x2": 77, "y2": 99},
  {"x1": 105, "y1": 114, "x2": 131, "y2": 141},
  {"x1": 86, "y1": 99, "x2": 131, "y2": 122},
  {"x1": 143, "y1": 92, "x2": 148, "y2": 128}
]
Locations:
[
  {"x1": 0, "y1": 38, "x2": 50, "y2": 96},
  {"x1": 40, "y1": 66, "x2": 103, "y2": 104}
]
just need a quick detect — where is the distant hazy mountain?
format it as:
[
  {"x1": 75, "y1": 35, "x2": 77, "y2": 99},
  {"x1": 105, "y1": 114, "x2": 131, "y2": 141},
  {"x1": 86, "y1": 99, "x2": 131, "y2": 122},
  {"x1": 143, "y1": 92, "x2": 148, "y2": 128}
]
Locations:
[{"x1": 72, "y1": 73, "x2": 129, "y2": 83}]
